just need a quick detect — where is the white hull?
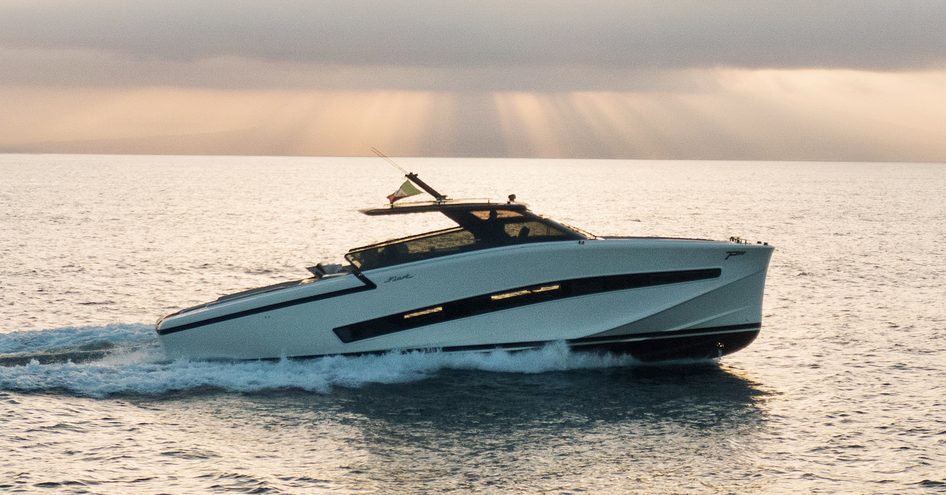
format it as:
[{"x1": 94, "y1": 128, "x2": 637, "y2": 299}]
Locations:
[{"x1": 157, "y1": 238, "x2": 773, "y2": 361}]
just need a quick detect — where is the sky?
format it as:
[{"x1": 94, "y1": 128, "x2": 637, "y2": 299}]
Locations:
[{"x1": 1, "y1": 0, "x2": 945, "y2": 161}]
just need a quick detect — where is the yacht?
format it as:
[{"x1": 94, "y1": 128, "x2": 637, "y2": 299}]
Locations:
[{"x1": 156, "y1": 173, "x2": 773, "y2": 361}]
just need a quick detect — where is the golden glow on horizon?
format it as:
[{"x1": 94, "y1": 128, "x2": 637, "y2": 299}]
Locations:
[{"x1": 1, "y1": 69, "x2": 944, "y2": 160}]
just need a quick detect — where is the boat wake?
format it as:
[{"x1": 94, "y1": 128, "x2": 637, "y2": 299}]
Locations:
[
  {"x1": 0, "y1": 323, "x2": 157, "y2": 366},
  {"x1": 0, "y1": 324, "x2": 638, "y2": 398}
]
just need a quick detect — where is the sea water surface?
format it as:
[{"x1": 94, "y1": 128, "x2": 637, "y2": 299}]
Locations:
[{"x1": 1, "y1": 155, "x2": 944, "y2": 494}]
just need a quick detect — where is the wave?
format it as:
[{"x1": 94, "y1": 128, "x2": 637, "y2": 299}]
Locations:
[
  {"x1": 0, "y1": 323, "x2": 157, "y2": 366},
  {"x1": 0, "y1": 325, "x2": 637, "y2": 398},
  {"x1": 0, "y1": 323, "x2": 155, "y2": 354}
]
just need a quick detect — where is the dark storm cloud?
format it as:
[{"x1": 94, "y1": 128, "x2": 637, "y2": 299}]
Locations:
[{"x1": 2, "y1": 0, "x2": 945, "y2": 73}]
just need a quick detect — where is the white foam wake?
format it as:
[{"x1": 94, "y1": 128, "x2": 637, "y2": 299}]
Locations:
[
  {"x1": 0, "y1": 326, "x2": 636, "y2": 397},
  {"x1": 0, "y1": 323, "x2": 155, "y2": 354}
]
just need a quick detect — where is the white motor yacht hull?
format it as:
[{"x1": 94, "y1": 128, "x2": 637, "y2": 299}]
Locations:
[{"x1": 157, "y1": 238, "x2": 773, "y2": 361}]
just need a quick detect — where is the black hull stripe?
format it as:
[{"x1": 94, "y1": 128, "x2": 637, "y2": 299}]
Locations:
[
  {"x1": 442, "y1": 323, "x2": 759, "y2": 353},
  {"x1": 568, "y1": 326, "x2": 760, "y2": 362},
  {"x1": 334, "y1": 268, "x2": 721, "y2": 343},
  {"x1": 157, "y1": 275, "x2": 377, "y2": 335},
  {"x1": 252, "y1": 323, "x2": 761, "y2": 361}
]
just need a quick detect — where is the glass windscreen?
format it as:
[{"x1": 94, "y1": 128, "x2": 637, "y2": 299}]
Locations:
[{"x1": 346, "y1": 210, "x2": 581, "y2": 271}]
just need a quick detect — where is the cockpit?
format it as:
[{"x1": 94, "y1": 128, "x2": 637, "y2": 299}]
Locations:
[{"x1": 346, "y1": 203, "x2": 585, "y2": 271}]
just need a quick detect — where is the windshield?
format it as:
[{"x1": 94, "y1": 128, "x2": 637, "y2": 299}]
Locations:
[{"x1": 346, "y1": 211, "x2": 582, "y2": 271}]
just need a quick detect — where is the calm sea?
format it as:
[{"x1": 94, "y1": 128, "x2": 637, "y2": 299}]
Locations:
[{"x1": 1, "y1": 154, "x2": 944, "y2": 494}]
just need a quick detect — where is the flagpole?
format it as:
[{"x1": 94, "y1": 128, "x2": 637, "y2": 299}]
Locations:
[
  {"x1": 371, "y1": 148, "x2": 447, "y2": 202},
  {"x1": 405, "y1": 173, "x2": 446, "y2": 202}
]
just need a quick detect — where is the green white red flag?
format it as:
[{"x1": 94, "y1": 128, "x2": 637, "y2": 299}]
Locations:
[{"x1": 387, "y1": 180, "x2": 422, "y2": 204}]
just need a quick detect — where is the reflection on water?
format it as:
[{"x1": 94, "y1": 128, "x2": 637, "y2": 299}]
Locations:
[
  {"x1": 138, "y1": 364, "x2": 771, "y2": 493},
  {"x1": 333, "y1": 365, "x2": 770, "y2": 493},
  {"x1": 336, "y1": 363, "x2": 767, "y2": 432}
]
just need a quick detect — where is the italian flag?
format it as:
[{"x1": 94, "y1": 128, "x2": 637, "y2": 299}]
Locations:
[{"x1": 387, "y1": 180, "x2": 422, "y2": 204}]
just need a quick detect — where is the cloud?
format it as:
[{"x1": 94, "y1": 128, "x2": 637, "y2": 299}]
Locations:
[
  {"x1": 0, "y1": 46, "x2": 731, "y2": 92},
  {"x1": 1, "y1": 1, "x2": 944, "y2": 88},
  {"x1": 2, "y1": 1, "x2": 944, "y2": 160}
]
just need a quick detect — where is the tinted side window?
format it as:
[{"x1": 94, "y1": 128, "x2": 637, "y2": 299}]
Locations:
[
  {"x1": 404, "y1": 229, "x2": 476, "y2": 255},
  {"x1": 503, "y1": 220, "x2": 570, "y2": 242},
  {"x1": 348, "y1": 229, "x2": 478, "y2": 270}
]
